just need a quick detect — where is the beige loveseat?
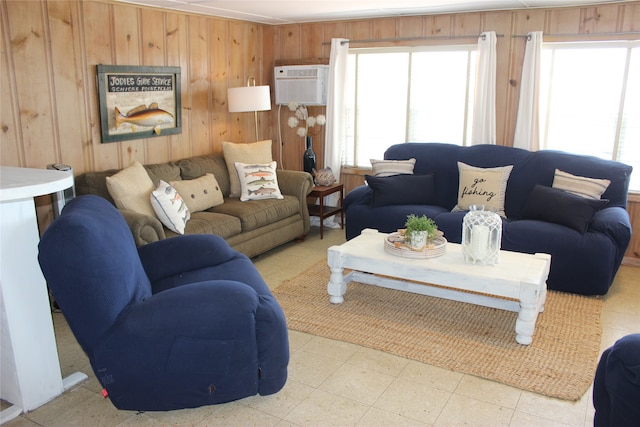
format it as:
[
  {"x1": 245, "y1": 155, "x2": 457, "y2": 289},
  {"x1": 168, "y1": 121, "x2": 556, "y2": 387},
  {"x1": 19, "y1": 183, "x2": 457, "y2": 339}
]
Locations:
[{"x1": 76, "y1": 153, "x2": 314, "y2": 258}]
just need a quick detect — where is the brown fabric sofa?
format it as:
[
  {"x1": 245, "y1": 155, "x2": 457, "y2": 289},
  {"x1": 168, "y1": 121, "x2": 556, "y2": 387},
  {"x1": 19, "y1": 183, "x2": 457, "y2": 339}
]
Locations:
[{"x1": 76, "y1": 154, "x2": 314, "y2": 258}]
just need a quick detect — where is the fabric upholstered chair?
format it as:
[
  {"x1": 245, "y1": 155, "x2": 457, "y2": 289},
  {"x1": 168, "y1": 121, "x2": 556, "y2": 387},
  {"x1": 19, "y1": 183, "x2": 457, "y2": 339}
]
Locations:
[
  {"x1": 38, "y1": 195, "x2": 289, "y2": 411},
  {"x1": 593, "y1": 334, "x2": 640, "y2": 426}
]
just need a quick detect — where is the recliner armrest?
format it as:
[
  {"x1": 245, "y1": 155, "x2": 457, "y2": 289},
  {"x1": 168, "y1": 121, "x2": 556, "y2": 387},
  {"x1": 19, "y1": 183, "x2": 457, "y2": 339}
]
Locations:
[{"x1": 138, "y1": 234, "x2": 242, "y2": 285}]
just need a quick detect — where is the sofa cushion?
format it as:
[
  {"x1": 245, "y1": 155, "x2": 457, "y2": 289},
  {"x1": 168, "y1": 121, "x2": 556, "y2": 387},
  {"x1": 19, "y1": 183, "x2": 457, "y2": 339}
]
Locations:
[
  {"x1": 235, "y1": 161, "x2": 283, "y2": 202},
  {"x1": 176, "y1": 155, "x2": 231, "y2": 197},
  {"x1": 453, "y1": 162, "x2": 513, "y2": 217},
  {"x1": 150, "y1": 180, "x2": 190, "y2": 234},
  {"x1": 171, "y1": 174, "x2": 223, "y2": 213},
  {"x1": 106, "y1": 161, "x2": 156, "y2": 217},
  {"x1": 164, "y1": 211, "x2": 241, "y2": 239},
  {"x1": 144, "y1": 163, "x2": 182, "y2": 186},
  {"x1": 552, "y1": 169, "x2": 610, "y2": 200},
  {"x1": 210, "y1": 196, "x2": 300, "y2": 232},
  {"x1": 222, "y1": 140, "x2": 273, "y2": 197},
  {"x1": 370, "y1": 158, "x2": 416, "y2": 177},
  {"x1": 365, "y1": 174, "x2": 436, "y2": 207},
  {"x1": 521, "y1": 185, "x2": 608, "y2": 234}
]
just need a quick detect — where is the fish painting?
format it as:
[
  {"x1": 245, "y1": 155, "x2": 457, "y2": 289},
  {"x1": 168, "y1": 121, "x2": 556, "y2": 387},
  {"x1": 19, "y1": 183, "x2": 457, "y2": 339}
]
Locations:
[
  {"x1": 247, "y1": 177, "x2": 275, "y2": 186},
  {"x1": 244, "y1": 169, "x2": 273, "y2": 177},
  {"x1": 248, "y1": 186, "x2": 277, "y2": 196},
  {"x1": 115, "y1": 102, "x2": 174, "y2": 135}
]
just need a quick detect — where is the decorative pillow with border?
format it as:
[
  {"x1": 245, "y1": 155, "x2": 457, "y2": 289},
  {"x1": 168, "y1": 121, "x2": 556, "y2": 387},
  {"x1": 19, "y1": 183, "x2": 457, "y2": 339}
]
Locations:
[
  {"x1": 105, "y1": 160, "x2": 156, "y2": 217},
  {"x1": 170, "y1": 173, "x2": 223, "y2": 213},
  {"x1": 521, "y1": 185, "x2": 608, "y2": 234},
  {"x1": 222, "y1": 140, "x2": 273, "y2": 197},
  {"x1": 365, "y1": 174, "x2": 436, "y2": 208},
  {"x1": 150, "y1": 180, "x2": 190, "y2": 234},
  {"x1": 552, "y1": 169, "x2": 611, "y2": 200},
  {"x1": 234, "y1": 161, "x2": 283, "y2": 202},
  {"x1": 370, "y1": 158, "x2": 416, "y2": 177},
  {"x1": 452, "y1": 162, "x2": 513, "y2": 217}
]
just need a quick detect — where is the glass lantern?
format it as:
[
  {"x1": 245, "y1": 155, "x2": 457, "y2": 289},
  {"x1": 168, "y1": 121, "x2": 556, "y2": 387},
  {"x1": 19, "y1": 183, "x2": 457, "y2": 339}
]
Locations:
[{"x1": 462, "y1": 205, "x2": 502, "y2": 265}]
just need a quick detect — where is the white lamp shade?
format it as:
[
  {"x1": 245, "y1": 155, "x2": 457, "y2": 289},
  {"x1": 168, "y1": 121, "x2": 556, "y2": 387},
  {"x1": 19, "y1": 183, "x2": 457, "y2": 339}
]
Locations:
[{"x1": 227, "y1": 85, "x2": 271, "y2": 113}]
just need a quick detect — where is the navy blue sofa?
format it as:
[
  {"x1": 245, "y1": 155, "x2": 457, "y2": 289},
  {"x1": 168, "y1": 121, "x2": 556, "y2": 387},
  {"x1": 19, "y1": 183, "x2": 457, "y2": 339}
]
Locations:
[
  {"x1": 38, "y1": 195, "x2": 289, "y2": 411},
  {"x1": 345, "y1": 143, "x2": 633, "y2": 296}
]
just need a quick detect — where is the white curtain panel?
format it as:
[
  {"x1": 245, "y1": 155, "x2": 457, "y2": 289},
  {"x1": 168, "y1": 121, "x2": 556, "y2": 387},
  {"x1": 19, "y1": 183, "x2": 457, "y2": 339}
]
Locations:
[
  {"x1": 311, "y1": 37, "x2": 349, "y2": 228},
  {"x1": 513, "y1": 31, "x2": 543, "y2": 151},
  {"x1": 324, "y1": 38, "x2": 349, "y2": 181},
  {"x1": 472, "y1": 31, "x2": 497, "y2": 145}
]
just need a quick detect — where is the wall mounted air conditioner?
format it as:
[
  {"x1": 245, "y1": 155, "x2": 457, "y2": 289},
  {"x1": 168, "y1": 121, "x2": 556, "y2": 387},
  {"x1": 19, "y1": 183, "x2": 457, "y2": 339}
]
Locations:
[{"x1": 274, "y1": 65, "x2": 329, "y2": 106}]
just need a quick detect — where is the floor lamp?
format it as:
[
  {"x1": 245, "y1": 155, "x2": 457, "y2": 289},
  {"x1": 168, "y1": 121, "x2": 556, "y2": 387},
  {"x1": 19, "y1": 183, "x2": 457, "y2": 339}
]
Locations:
[{"x1": 227, "y1": 77, "x2": 271, "y2": 141}]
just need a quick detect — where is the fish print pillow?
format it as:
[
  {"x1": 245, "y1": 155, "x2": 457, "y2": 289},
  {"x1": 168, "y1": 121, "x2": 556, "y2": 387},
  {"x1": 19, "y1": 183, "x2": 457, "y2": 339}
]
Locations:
[
  {"x1": 150, "y1": 180, "x2": 190, "y2": 234},
  {"x1": 234, "y1": 161, "x2": 284, "y2": 202}
]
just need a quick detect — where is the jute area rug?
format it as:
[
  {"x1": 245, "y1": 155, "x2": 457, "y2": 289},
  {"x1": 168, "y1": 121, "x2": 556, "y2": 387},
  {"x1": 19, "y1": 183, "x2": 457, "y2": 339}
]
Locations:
[{"x1": 272, "y1": 260, "x2": 603, "y2": 401}]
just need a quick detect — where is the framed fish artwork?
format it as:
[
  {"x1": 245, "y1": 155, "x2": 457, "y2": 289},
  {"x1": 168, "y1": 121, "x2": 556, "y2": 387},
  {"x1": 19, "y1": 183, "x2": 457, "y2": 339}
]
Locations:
[{"x1": 97, "y1": 65, "x2": 182, "y2": 143}]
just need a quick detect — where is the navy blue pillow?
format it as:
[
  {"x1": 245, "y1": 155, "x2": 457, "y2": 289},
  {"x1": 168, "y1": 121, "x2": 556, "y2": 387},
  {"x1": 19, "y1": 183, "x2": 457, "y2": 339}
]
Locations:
[
  {"x1": 521, "y1": 185, "x2": 608, "y2": 234},
  {"x1": 365, "y1": 174, "x2": 436, "y2": 208}
]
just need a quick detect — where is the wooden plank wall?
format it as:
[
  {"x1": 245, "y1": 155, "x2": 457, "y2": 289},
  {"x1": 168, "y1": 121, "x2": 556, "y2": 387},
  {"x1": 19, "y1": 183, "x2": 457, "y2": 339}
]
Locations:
[
  {"x1": 1, "y1": 0, "x2": 639, "y2": 261},
  {"x1": 0, "y1": 0, "x2": 272, "y2": 228},
  {"x1": 270, "y1": 1, "x2": 640, "y2": 262}
]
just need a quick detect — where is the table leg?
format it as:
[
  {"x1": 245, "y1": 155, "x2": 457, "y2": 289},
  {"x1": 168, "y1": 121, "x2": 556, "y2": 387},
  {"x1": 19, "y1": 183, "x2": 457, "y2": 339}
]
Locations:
[
  {"x1": 327, "y1": 250, "x2": 346, "y2": 303},
  {"x1": 515, "y1": 282, "x2": 542, "y2": 345},
  {"x1": 319, "y1": 193, "x2": 324, "y2": 239}
]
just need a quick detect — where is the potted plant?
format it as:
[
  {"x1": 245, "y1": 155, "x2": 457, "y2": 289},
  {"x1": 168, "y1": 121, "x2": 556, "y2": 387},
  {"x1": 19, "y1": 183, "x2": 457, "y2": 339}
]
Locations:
[{"x1": 404, "y1": 214, "x2": 438, "y2": 250}]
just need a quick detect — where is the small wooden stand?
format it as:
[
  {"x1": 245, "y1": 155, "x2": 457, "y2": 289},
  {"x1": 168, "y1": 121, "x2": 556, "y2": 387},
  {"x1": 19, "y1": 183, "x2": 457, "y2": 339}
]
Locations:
[{"x1": 307, "y1": 183, "x2": 344, "y2": 239}]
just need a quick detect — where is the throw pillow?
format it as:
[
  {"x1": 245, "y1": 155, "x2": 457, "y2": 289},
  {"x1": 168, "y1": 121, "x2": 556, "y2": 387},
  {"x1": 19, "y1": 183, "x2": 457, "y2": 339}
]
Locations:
[
  {"x1": 170, "y1": 174, "x2": 224, "y2": 213},
  {"x1": 521, "y1": 185, "x2": 608, "y2": 234},
  {"x1": 552, "y1": 169, "x2": 611, "y2": 200},
  {"x1": 366, "y1": 174, "x2": 436, "y2": 208},
  {"x1": 150, "y1": 180, "x2": 190, "y2": 234},
  {"x1": 234, "y1": 161, "x2": 284, "y2": 202},
  {"x1": 453, "y1": 162, "x2": 513, "y2": 217},
  {"x1": 222, "y1": 140, "x2": 273, "y2": 197},
  {"x1": 105, "y1": 160, "x2": 156, "y2": 217},
  {"x1": 370, "y1": 158, "x2": 416, "y2": 177}
]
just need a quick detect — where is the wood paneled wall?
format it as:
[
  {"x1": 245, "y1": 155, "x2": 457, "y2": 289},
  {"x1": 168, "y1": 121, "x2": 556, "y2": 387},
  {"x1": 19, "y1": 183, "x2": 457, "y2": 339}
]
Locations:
[
  {"x1": 1, "y1": 0, "x2": 639, "y2": 261},
  {"x1": 0, "y1": 0, "x2": 273, "y2": 173}
]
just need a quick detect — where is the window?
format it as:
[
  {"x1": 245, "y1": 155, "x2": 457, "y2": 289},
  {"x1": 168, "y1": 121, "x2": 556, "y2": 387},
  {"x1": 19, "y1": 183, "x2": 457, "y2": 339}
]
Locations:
[
  {"x1": 540, "y1": 41, "x2": 640, "y2": 192},
  {"x1": 344, "y1": 46, "x2": 477, "y2": 167}
]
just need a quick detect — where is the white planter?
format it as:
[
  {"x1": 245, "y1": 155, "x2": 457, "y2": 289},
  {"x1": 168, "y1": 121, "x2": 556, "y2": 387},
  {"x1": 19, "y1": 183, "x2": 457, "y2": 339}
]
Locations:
[{"x1": 408, "y1": 230, "x2": 428, "y2": 250}]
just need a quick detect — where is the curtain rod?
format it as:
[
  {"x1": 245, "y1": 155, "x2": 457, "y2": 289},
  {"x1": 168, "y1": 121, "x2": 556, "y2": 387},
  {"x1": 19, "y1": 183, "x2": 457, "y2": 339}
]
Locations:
[
  {"x1": 513, "y1": 31, "x2": 640, "y2": 40},
  {"x1": 321, "y1": 33, "x2": 504, "y2": 46}
]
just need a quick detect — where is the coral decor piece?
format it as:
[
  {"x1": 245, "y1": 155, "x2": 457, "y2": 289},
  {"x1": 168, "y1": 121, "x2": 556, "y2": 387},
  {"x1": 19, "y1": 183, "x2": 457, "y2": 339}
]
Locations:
[{"x1": 287, "y1": 102, "x2": 326, "y2": 138}]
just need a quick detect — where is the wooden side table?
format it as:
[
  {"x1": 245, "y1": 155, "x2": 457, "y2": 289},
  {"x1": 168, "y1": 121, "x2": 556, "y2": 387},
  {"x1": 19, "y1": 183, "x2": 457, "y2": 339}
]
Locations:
[{"x1": 307, "y1": 183, "x2": 344, "y2": 239}]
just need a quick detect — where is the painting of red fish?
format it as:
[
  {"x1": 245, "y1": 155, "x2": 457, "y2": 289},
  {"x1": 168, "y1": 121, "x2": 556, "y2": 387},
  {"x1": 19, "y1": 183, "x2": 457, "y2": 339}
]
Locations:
[{"x1": 115, "y1": 102, "x2": 174, "y2": 135}]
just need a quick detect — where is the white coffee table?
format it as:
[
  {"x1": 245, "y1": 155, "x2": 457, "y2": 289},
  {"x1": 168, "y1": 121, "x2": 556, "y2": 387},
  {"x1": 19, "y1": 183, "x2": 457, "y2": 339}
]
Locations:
[{"x1": 327, "y1": 229, "x2": 551, "y2": 345}]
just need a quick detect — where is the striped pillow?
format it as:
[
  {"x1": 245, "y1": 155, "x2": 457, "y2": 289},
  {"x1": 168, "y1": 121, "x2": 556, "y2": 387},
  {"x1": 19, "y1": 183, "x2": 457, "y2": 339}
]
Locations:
[
  {"x1": 552, "y1": 169, "x2": 610, "y2": 200},
  {"x1": 370, "y1": 158, "x2": 416, "y2": 177}
]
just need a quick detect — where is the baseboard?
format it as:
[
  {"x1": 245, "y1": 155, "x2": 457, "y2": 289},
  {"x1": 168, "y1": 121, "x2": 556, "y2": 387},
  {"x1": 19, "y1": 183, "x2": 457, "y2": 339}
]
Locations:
[{"x1": 622, "y1": 256, "x2": 640, "y2": 267}]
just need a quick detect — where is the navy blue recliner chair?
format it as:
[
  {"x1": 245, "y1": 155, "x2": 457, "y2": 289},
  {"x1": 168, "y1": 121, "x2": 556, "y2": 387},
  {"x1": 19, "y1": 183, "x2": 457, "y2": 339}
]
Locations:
[
  {"x1": 593, "y1": 334, "x2": 640, "y2": 426},
  {"x1": 38, "y1": 195, "x2": 289, "y2": 411}
]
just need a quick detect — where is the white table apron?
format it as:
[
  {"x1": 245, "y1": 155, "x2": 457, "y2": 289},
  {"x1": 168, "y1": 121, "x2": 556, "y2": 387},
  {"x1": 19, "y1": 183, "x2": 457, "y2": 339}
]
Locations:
[
  {"x1": 327, "y1": 229, "x2": 551, "y2": 345},
  {"x1": 0, "y1": 167, "x2": 87, "y2": 424}
]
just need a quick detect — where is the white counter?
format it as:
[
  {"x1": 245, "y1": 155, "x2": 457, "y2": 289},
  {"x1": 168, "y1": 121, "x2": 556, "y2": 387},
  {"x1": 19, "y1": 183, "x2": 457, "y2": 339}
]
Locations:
[{"x1": 0, "y1": 166, "x2": 87, "y2": 424}]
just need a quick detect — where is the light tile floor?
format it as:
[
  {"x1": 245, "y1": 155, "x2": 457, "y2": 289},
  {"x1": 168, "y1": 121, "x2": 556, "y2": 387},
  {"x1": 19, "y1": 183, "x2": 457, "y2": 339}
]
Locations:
[{"x1": 4, "y1": 226, "x2": 639, "y2": 426}]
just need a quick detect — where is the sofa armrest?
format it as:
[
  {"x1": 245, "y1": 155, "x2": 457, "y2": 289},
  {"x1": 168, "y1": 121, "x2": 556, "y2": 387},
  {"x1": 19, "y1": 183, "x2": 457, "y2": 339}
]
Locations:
[
  {"x1": 344, "y1": 184, "x2": 372, "y2": 210},
  {"x1": 119, "y1": 210, "x2": 166, "y2": 246},
  {"x1": 276, "y1": 170, "x2": 314, "y2": 234},
  {"x1": 590, "y1": 206, "x2": 632, "y2": 248}
]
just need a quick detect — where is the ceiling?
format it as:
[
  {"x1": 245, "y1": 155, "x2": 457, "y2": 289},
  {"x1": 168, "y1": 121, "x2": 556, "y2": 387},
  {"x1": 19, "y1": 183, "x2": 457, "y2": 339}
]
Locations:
[{"x1": 114, "y1": 0, "x2": 627, "y2": 25}]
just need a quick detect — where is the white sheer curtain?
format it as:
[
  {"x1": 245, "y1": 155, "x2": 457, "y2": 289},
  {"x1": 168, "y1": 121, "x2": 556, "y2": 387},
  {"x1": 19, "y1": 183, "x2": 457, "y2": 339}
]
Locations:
[
  {"x1": 513, "y1": 31, "x2": 543, "y2": 151},
  {"x1": 471, "y1": 31, "x2": 497, "y2": 145},
  {"x1": 311, "y1": 37, "x2": 349, "y2": 228}
]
